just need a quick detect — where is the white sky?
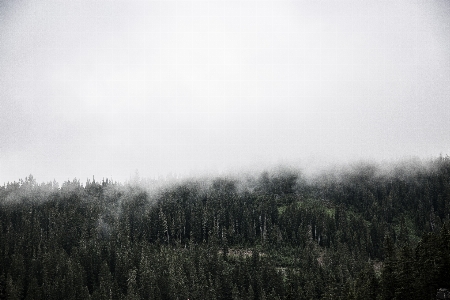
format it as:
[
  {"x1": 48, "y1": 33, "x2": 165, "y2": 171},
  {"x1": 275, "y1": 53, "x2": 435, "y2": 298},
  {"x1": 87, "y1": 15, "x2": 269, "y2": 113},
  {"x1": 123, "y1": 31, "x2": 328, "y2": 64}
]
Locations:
[{"x1": 1, "y1": 0, "x2": 449, "y2": 184}]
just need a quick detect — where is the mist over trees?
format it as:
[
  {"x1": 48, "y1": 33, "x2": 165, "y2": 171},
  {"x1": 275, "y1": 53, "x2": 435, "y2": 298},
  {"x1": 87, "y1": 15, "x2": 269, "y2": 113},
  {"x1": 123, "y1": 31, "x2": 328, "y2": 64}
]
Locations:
[{"x1": 1, "y1": 157, "x2": 450, "y2": 299}]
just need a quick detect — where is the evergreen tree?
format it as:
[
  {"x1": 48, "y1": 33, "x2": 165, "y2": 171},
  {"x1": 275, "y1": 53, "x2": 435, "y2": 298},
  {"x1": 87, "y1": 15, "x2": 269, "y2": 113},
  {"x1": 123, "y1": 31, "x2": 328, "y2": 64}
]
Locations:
[{"x1": 380, "y1": 235, "x2": 397, "y2": 300}]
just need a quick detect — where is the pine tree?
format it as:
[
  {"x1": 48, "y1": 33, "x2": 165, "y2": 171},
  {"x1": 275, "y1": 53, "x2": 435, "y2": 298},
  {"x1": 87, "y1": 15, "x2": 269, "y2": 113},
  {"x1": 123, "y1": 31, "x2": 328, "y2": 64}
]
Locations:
[
  {"x1": 93, "y1": 261, "x2": 113, "y2": 300},
  {"x1": 380, "y1": 235, "x2": 397, "y2": 300},
  {"x1": 354, "y1": 263, "x2": 380, "y2": 300},
  {"x1": 125, "y1": 269, "x2": 140, "y2": 300},
  {"x1": 394, "y1": 246, "x2": 415, "y2": 299}
]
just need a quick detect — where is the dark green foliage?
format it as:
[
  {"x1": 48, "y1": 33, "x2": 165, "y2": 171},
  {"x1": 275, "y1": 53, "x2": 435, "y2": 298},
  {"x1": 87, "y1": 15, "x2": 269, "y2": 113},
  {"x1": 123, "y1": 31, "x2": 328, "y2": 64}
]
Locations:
[{"x1": 1, "y1": 156, "x2": 450, "y2": 299}]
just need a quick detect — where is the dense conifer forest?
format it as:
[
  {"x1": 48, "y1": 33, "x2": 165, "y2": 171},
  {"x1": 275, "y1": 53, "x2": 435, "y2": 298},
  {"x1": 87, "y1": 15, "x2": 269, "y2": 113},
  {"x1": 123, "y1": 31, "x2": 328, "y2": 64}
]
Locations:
[{"x1": 1, "y1": 156, "x2": 450, "y2": 299}]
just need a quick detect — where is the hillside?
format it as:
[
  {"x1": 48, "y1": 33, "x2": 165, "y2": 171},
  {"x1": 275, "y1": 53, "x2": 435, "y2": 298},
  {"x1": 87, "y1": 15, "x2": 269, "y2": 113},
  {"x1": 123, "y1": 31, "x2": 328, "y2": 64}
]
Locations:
[{"x1": 1, "y1": 157, "x2": 450, "y2": 299}]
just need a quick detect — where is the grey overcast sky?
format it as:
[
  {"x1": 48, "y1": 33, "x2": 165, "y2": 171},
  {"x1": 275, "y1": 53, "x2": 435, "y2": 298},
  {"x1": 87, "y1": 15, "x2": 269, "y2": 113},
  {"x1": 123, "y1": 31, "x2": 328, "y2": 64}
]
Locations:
[{"x1": 1, "y1": 0, "x2": 449, "y2": 184}]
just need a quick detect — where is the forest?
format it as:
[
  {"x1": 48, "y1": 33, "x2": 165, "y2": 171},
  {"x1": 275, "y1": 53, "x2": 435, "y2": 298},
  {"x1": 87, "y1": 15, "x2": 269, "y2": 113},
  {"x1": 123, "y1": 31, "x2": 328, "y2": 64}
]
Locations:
[{"x1": 1, "y1": 156, "x2": 450, "y2": 299}]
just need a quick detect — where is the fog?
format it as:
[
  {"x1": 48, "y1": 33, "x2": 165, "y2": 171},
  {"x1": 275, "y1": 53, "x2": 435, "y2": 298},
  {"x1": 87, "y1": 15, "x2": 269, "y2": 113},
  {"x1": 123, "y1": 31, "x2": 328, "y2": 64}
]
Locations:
[{"x1": 1, "y1": 0, "x2": 449, "y2": 184}]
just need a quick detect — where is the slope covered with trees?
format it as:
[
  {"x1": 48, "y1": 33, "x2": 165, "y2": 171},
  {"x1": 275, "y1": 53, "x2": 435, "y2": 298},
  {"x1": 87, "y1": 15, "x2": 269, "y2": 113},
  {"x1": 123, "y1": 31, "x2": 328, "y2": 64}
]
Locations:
[{"x1": 1, "y1": 156, "x2": 450, "y2": 299}]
